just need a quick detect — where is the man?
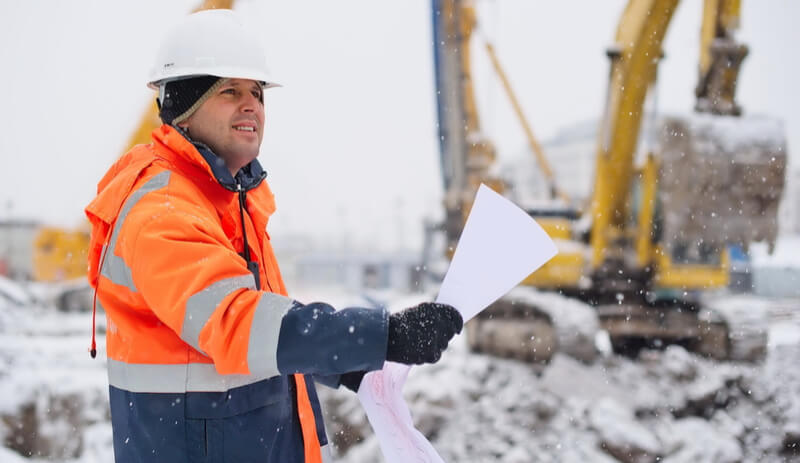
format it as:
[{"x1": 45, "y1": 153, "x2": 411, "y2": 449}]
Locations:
[{"x1": 85, "y1": 9, "x2": 462, "y2": 463}]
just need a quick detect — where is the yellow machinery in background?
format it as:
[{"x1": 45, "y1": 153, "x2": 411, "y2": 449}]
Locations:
[
  {"x1": 32, "y1": 227, "x2": 90, "y2": 282},
  {"x1": 31, "y1": 0, "x2": 234, "y2": 286},
  {"x1": 431, "y1": 0, "x2": 786, "y2": 361}
]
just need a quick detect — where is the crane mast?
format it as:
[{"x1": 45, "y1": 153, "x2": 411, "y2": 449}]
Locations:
[{"x1": 431, "y1": 0, "x2": 499, "y2": 254}]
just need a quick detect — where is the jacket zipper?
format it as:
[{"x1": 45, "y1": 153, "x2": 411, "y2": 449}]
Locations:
[{"x1": 237, "y1": 183, "x2": 261, "y2": 290}]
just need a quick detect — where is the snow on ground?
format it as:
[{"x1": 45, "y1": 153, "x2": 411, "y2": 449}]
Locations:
[
  {"x1": 0, "y1": 284, "x2": 799, "y2": 462},
  {"x1": 0, "y1": 276, "x2": 34, "y2": 307},
  {"x1": 0, "y1": 294, "x2": 112, "y2": 462},
  {"x1": 323, "y1": 340, "x2": 800, "y2": 462}
]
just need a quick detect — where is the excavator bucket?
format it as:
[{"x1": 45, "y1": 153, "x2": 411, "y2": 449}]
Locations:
[
  {"x1": 643, "y1": 114, "x2": 787, "y2": 362},
  {"x1": 656, "y1": 114, "x2": 787, "y2": 261}
]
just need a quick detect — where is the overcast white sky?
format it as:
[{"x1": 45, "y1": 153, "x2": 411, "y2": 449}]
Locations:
[{"x1": 1, "y1": 1, "x2": 797, "y2": 252}]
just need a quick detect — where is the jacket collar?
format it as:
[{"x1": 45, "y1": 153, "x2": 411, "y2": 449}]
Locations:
[
  {"x1": 153, "y1": 124, "x2": 267, "y2": 192},
  {"x1": 194, "y1": 141, "x2": 267, "y2": 192}
]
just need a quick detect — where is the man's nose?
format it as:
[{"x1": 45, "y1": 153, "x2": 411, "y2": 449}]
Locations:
[{"x1": 240, "y1": 93, "x2": 261, "y2": 112}]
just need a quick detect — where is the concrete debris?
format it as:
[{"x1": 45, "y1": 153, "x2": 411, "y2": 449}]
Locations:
[
  {"x1": 658, "y1": 417, "x2": 742, "y2": 463},
  {"x1": 589, "y1": 398, "x2": 662, "y2": 463}
]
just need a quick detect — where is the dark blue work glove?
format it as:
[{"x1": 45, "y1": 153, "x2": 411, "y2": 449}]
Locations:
[{"x1": 386, "y1": 303, "x2": 463, "y2": 365}]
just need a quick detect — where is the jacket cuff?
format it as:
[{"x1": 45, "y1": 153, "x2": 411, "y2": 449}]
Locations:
[{"x1": 276, "y1": 303, "x2": 389, "y2": 376}]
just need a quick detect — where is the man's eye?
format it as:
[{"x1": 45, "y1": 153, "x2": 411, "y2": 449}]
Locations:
[
  {"x1": 252, "y1": 91, "x2": 263, "y2": 100},
  {"x1": 222, "y1": 88, "x2": 236, "y2": 95}
]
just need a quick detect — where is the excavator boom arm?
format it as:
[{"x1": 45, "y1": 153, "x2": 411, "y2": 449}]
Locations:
[{"x1": 590, "y1": 0, "x2": 679, "y2": 268}]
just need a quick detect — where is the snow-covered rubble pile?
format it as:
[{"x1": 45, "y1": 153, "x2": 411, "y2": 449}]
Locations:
[
  {"x1": 0, "y1": 285, "x2": 799, "y2": 462},
  {"x1": 322, "y1": 340, "x2": 800, "y2": 462},
  {"x1": 0, "y1": 298, "x2": 111, "y2": 462},
  {"x1": 0, "y1": 277, "x2": 35, "y2": 307}
]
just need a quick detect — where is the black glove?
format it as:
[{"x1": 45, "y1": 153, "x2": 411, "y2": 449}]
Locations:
[
  {"x1": 339, "y1": 370, "x2": 366, "y2": 393},
  {"x1": 386, "y1": 302, "x2": 463, "y2": 365}
]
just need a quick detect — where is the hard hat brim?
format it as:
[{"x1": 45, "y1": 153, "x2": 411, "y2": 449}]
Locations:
[{"x1": 148, "y1": 70, "x2": 281, "y2": 90}]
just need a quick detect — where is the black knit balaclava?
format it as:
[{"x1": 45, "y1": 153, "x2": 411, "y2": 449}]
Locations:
[{"x1": 158, "y1": 76, "x2": 224, "y2": 125}]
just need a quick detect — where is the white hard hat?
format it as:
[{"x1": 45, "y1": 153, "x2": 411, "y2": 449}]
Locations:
[{"x1": 148, "y1": 9, "x2": 280, "y2": 90}]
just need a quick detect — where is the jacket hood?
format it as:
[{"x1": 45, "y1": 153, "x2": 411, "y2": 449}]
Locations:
[{"x1": 84, "y1": 148, "x2": 157, "y2": 286}]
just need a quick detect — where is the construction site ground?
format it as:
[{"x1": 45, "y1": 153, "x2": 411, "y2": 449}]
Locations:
[{"x1": 1, "y1": 281, "x2": 799, "y2": 462}]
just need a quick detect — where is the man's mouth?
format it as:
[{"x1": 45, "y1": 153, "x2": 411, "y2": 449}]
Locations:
[{"x1": 233, "y1": 125, "x2": 256, "y2": 132}]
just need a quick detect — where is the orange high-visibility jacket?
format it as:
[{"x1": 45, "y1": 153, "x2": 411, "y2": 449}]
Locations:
[{"x1": 86, "y1": 125, "x2": 388, "y2": 462}]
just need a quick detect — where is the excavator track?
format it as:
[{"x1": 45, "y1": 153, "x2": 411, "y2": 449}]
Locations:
[
  {"x1": 699, "y1": 296, "x2": 769, "y2": 361},
  {"x1": 466, "y1": 287, "x2": 599, "y2": 364},
  {"x1": 468, "y1": 289, "x2": 768, "y2": 363},
  {"x1": 597, "y1": 299, "x2": 767, "y2": 361}
]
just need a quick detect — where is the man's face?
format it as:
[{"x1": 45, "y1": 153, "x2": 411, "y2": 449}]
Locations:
[{"x1": 179, "y1": 78, "x2": 265, "y2": 175}]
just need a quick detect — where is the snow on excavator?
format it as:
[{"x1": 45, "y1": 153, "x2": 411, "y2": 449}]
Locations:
[{"x1": 429, "y1": 0, "x2": 786, "y2": 363}]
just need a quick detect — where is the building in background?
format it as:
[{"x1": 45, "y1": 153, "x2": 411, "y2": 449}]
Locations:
[
  {"x1": 779, "y1": 168, "x2": 800, "y2": 235},
  {"x1": 499, "y1": 120, "x2": 597, "y2": 210},
  {"x1": 0, "y1": 220, "x2": 39, "y2": 281},
  {"x1": 751, "y1": 236, "x2": 800, "y2": 298},
  {"x1": 292, "y1": 250, "x2": 420, "y2": 293}
]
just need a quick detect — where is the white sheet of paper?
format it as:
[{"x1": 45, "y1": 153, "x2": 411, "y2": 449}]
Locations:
[
  {"x1": 358, "y1": 184, "x2": 558, "y2": 463},
  {"x1": 436, "y1": 184, "x2": 558, "y2": 321}
]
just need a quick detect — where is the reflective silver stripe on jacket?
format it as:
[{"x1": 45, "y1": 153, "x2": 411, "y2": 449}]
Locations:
[
  {"x1": 181, "y1": 274, "x2": 257, "y2": 354},
  {"x1": 246, "y1": 292, "x2": 295, "y2": 377},
  {"x1": 107, "y1": 359, "x2": 280, "y2": 393},
  {"x1": 180, "y1": 281, "x2": 294, "y2": 376},
  {"x1": 100, "y1": 171, "x2": 171, "y2": 292},
  {"x1": 321, "y1": 444, "x2": 334, "y2": 463},
  {"x1": 111, "y1": 292, "x2": 294, "y2": 392}
]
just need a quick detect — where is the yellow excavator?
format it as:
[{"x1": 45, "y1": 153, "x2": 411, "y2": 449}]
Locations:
[{"x1": 431, "y1": 0, "x2": 786, "y2": 362}]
